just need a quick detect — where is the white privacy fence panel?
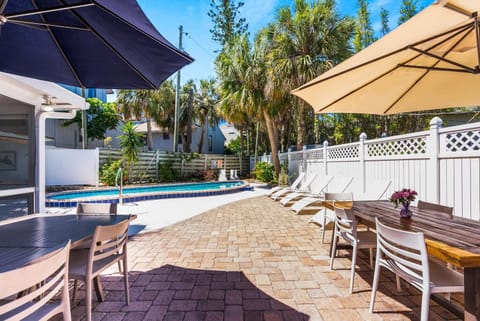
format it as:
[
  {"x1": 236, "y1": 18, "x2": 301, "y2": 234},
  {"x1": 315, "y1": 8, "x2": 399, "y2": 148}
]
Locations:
[
  {"x1": 46, "y1": 148, "x2": 99, "y2": 186},
  {"x1": 258, "y1": 118, "x2": 480, "y2": 221}
]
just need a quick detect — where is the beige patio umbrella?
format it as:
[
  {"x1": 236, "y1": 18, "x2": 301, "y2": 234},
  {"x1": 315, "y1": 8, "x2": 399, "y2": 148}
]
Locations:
[{"x1": 292, "y1": 0, "x2": 480, "y2": 114}]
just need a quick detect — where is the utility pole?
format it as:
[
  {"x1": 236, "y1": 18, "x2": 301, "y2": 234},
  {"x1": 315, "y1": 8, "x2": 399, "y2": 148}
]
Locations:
[{"x1": 173, "y1": 25, "x2": 183, "y2": 152}]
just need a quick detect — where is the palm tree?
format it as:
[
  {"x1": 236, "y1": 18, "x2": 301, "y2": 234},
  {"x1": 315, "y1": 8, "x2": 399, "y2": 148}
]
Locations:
[
  {"x1": 195, "y1": 78, "x2": 220, "y2": 153},
  {"x1": 216, "y1": 35, "x2": 283, "y2": 175},
  {"x1": 261, "y1": 0, "x2": 355, "y2": 149},
  {"x1": 119, "y1": 121, "x2": 144, "y2": 181}
]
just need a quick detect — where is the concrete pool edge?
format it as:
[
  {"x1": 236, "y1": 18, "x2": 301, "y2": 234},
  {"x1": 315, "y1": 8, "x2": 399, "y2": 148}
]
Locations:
[{"x1": 46, "y1": 182, "x2": 253, "y2": 207}]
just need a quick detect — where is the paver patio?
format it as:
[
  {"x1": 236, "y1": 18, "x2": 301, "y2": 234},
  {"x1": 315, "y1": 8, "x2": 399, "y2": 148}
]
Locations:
[{"x1": 66, "y1": 196, "x2": 463, "y2": 321}]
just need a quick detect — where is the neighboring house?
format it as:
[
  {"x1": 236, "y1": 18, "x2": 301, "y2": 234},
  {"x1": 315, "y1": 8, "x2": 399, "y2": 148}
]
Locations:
[
  {"x1": 46, "y1": 86, "x2": 113, "y2": 149},
  {"x1": 219, "y1": 124, "x2": 239, "y2": 147},
  {"x1": 0, "y1": 73, "x2": 87, "y2": 219},
  {"x1": 133, "y1": 121, "x2": 226, "y2": 154}
]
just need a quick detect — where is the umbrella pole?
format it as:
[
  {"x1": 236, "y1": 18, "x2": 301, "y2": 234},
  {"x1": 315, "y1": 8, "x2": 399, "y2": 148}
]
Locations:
[{"x1": 81, "y1": 87, "x2": 87, "y2": 150}]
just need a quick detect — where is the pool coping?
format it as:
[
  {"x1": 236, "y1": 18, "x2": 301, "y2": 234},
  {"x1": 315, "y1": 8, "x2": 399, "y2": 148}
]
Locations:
[{"x1": 46, "y1": 181, "x2": 253, "y2": 208}]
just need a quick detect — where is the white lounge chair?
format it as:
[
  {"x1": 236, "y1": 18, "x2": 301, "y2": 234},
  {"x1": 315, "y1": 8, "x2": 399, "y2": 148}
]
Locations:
[
  {"x1": 267, "y1": 172, "x2": 305, "y2": 197},
  {"x1": 290, "y1": 176, "x2": 353, "y2": 213},
  {"x1": 344, "y1": 179, "x2": 391, "y2": 200},
  {"x1": 279, "y1": 174, "x2": 333, "y2": 206},
  {"x1": 271, "y1": 173, "x2": 317, "y2": 201}
]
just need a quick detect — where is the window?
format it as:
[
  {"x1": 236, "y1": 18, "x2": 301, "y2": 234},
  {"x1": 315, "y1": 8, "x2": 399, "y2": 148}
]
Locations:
[
  {"x1": 208, "y1": 135, "x2": 213, "y2": 152},
  {"x1": 0, "y1": 194, "x2": 33, "y2": 221},
  {"x1": 0, "y1": 96, "x2": 35, "y2": 218}
]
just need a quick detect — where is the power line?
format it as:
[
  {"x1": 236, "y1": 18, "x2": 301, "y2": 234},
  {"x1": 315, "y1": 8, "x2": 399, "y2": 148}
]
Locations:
[{"x1": 184, "y1": 31, "x2": 216, "y2": 59}]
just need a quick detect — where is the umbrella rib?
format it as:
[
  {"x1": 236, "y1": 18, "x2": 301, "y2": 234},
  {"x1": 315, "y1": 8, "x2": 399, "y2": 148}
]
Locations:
[
  {"x1": 294, "y1": 23, "x2": 473, "y2": 92},
  {"x1": 5, "y1": 2, "x2": 94, "y2": 19},
  {"x1": 383, "y1": 24, "x2": 474, "y2": 114},
  {"x1": 31, "y1": 0, "x2": 85, "y2": 87},
  {"x1": 407, "y1": 46, "x2": 477, "y2": 73},
  {"x1": 9, "y1": 19, "x2": 90, "y2": 31},
  {"x1": 93, "y1": 1, "x2": 193, "y2": 62},
  {"x1": 0, "y1": 0, "x2": 8, "y2": 14},
  {"x1": 57, "y1": 0, "x2": 158, "y2": 89}
]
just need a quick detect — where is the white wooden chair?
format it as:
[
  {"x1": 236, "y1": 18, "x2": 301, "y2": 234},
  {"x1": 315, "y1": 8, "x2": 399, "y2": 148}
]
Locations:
[
  {"x1": 69, "y1": 219, "x2": 130, "y2": 321},
  {"x1": 330, "y1": 205, "x2": 376, "y2": 293},
  {"x1": 77, "y1": 203, "x2": 117, "y2": 215},
  {"x1": 369, "y1": 218, "x2": 464, "y2": 321},
  {"x1": 417, "y1": 200, "x2": 453, "y2": 218},
  {"x1": 0, "y1": 241, "x2": 71, "y2": 321},
  {"x1": 309, "y1": 192, "x2": 354, "y2": 243}
]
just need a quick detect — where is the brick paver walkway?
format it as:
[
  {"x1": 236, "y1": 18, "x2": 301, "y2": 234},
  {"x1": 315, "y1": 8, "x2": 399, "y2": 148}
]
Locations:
[{"x1": 67, "y1": 196, "x2": 463, "y2": 321}]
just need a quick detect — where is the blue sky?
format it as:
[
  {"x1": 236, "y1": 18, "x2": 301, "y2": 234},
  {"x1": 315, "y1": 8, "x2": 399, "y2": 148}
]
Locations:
[{"x1": 138, "y1": 0, "x2": 434, "y2": 84}]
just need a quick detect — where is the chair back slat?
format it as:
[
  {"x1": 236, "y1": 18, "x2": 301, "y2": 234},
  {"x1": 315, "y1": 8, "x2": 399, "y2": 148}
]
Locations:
[
  {"x1": 90, "y1": 220, "x2": 129, "y2": 263},
  {"x1": 0, "y1": 241, "x2": 70, "y2": 321},
  {"x1": 334, "y1": 207, "x2": 357, "y2": 240},
  {"x1": 417, "y1": 200, "x2": 453, "y2": 218},
  {"x1": 375, "y1": 218, "x2": 429, "y2": 284},
  {"x1": 77, "y1": 203, "x2": 117, "y2": 215}
]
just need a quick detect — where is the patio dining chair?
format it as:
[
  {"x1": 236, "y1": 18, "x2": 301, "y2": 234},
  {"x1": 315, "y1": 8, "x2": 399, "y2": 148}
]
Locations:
[
  {"x1": 330, "y1": 205, "x2": 376, "y2": 294},
  {"x1": 309, "y1": 192, "x2": 354, "y2": 243},
  {"x1": 0, "y1": 241, "x2": 71, "y2": 321},
  {"x1": 369, "y1": 218, "x2": 464, "y2": 321},
  {"x1": 417, "y1": 200, "x2": 453, "y2": 218},
  {"x1": 69, "y1": 219, "x2": 130, "y2": 321}
]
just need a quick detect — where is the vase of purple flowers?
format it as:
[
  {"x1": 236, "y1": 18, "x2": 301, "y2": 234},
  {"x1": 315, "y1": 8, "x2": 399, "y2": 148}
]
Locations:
[{"x1": 390, "y1": 188, "x2": 418, "y2": 218}]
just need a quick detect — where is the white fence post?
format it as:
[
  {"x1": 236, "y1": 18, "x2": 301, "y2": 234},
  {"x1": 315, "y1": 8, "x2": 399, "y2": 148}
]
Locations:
[
  {"x1": 323, "y1": 141, "x2": 328, "y2": 176},
  {"x1": 359, "y1": 133, "x2": 367, "y2": 193},
  {"x1": 427, "y1": 117, "x2": 442, "y2": 203},
  {"x1": 302, "y1": 146, "x2": 307, "y2": 173},
  {"x1": 287, "y1": 148, "x2": 292, "y2": 174}
]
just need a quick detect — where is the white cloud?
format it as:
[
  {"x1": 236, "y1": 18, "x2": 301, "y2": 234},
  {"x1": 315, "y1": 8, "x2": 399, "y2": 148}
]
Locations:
[{"x1": 370, "y1": 0, "x2": 393, "y2": 13}]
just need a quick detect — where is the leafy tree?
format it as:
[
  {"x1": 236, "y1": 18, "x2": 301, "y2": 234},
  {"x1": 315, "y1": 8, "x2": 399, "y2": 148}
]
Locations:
[
  {"x1": 208, "y1": 0, "x2": 248, "y2": 47},
  {"x1": 353, "y1": 0, "x2": 375, "y2": 52},
  {"x1": 380, "y1": 8, "x2": 390, "y2": 36},
  {"x1": 195, "y1": 78, "x2": 220, "y2": 153},
  {"x1": 398, "y1": 0, "x2": 418, "y2": 25},
  {"x1": 63, "y1": 98, "x2": 118, "y2": 144},
  {"x1": 119, "y1": 121, "x2": 144, "y2": 177},
  {"x1": 260, "y1": 0, "x2": 355, "y2": 150}
]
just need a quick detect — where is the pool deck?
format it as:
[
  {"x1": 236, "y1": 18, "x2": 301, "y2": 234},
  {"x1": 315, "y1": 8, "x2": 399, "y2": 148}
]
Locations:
[{"x1": 58, "y1": 189, "x2": 463, "y2": 321}]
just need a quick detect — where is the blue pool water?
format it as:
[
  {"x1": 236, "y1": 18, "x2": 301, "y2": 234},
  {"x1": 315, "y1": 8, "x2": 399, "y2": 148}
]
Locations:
[{"x1": 48, "y1": 181, "x2": 246, "y2": 201}]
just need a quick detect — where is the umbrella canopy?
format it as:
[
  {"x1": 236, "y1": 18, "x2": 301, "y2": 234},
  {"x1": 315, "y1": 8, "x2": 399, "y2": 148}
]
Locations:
[
  {"x1": 0, "y1": 0, "x2": 193, "y2": 89},
  {"x1": 292, "y1": 0, "x2": 480, "y2": 114}
]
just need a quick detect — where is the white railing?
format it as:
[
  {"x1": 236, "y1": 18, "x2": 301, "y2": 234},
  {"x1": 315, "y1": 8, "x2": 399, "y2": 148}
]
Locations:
[{"x1": 256, "y1": 117, "x2": 480, "y2": 220}]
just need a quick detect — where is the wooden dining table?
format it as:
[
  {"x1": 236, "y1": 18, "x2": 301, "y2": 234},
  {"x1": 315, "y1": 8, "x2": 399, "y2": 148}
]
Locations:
[
  {"x1": 333, "y1": 200, "x2": 480, "y2": 321},
  {"x1": 0, "y1": 213, "x2": 136, "y2": 301}
]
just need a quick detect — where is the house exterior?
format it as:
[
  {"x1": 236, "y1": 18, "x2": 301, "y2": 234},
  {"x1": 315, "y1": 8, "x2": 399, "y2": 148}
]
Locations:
[
  {"x1": 133, "y1": 121, "x2": 226, "y2": 154},
  {"x1": 0, "y1": 72, "x2": 87, "y2": 219}
]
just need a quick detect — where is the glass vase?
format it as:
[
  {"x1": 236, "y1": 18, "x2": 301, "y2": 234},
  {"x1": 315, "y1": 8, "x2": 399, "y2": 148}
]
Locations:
[{"x1": 400, "y1": 202, "x2": 413, "y2": 218}]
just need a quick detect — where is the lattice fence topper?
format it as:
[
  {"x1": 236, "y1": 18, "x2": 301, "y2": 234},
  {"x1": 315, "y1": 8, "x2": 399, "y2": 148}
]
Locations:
[
  {"x1": 290, "y1": 152, "x2": 304, "y2": 161},
  {"x1": 307, "y1": 149, "x2": 324, "y2": 160},
  {"x1": 367, "y1": 137, "x2": 427, "y2": 157},
  {"x1": 444, "y1": 130, "x2": 480, "y2": 153},
  {"x1": 327, "y1": 145, "x2": 359, "y2": 159}
]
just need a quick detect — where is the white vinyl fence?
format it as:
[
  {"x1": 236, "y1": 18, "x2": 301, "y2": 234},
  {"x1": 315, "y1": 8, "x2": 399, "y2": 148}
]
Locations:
[
  {"x1": 46, "y1": 148, "x2": 99, "y2": 186},
  {"x1": 256, "y1": 117, "x2": 480, "y2": 220}
]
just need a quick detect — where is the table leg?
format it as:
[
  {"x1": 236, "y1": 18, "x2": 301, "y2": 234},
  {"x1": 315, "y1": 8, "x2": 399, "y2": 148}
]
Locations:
[
  {"x1": 464, "y1": 268, "x2": 480, "y2": 321},
  {"x1": 93, "y1": 276, "x2": 105, "y2": 302}
]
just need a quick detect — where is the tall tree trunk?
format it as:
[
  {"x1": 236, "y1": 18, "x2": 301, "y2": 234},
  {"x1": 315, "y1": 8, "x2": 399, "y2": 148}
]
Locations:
[
  {"x1": 185, "y1": 89, "x2": 193, "y2": 153},
  {"x1": 240, "y1": 129, "x2": 244, "y2": 158},
  {"x1": 198, "y1": 114, "x2": 206, "y2": 153},
  {"x1": 180, "y1": 126, "x2": 188, "y2": 152},
  {"x1": 263, "y1": 110, "x2": 280, "y2": 176},
  {"x1": 296, "y1": 99, "x2": 306, "y2": 150},
  {"x1": 146, "y1": 118, "x2": 153, "y2": 151}
]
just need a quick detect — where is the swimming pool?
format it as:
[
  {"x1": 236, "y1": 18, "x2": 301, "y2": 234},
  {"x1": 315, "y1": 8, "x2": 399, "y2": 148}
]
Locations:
[{"x1": 46, "y1": 181, "x2": 252, "y2": 207}]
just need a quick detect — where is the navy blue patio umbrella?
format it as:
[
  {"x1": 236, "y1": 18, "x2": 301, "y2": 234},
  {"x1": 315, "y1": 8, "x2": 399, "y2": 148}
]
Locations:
[{"x1": 0, "y1": 0, "x2": 193, "y2": 89}]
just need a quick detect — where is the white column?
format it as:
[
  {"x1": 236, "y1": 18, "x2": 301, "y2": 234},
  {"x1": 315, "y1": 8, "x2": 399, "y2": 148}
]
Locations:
[
  {"x1": 427, "y1": 117, "x2": 442, "y2": 203},
  {"x1": 359, "y1": 133, "x2": 368, "y2": 193}
]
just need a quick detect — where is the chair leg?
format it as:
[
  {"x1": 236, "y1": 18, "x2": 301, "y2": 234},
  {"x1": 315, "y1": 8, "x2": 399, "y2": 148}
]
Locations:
[
  {"x1": 350, "y1": 244, "x2": 358, "y2": 294},
  {"x1": 321, "y1": 208, "x2": 327, "y2": 244},
  {"x1": 369, "y1": 248, "x2": 374, "y2": 269},
  {"x1": 420, "y1": 289, "x2": 431, "y2": 321},
  {"x1": 396, "y1": 275, "x2": 402, "y2": 292},
  {"x1": 63, "y1": 280, "x2": 72, "y2": 321},
  {"x1": 86, "y1": 279, "x2": 92, "y2": 321},
  {"x1": 123, "y1": 258, "x2": 130, "y2": 305},
  {"x1": 329, "y1": 233, "x2": 338, "y2": 270},
  {"x1": 369, "y1": 249, "x2": 381, "y2": 313}
]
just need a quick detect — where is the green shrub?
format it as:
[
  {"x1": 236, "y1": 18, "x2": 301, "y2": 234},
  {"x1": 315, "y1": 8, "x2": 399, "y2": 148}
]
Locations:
[
  {"x1": 278, "y1": 166, "x2": 289, "y2": 186},
  {"x1": 255, "y1": 162, "x2": 274, "y2": 183},
  {"x1": 100, "y1": 160, "x2": 127, "y2": 186},
  {"x1": 158, "y1": 160, "x2": 178, "y2": 182}
]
